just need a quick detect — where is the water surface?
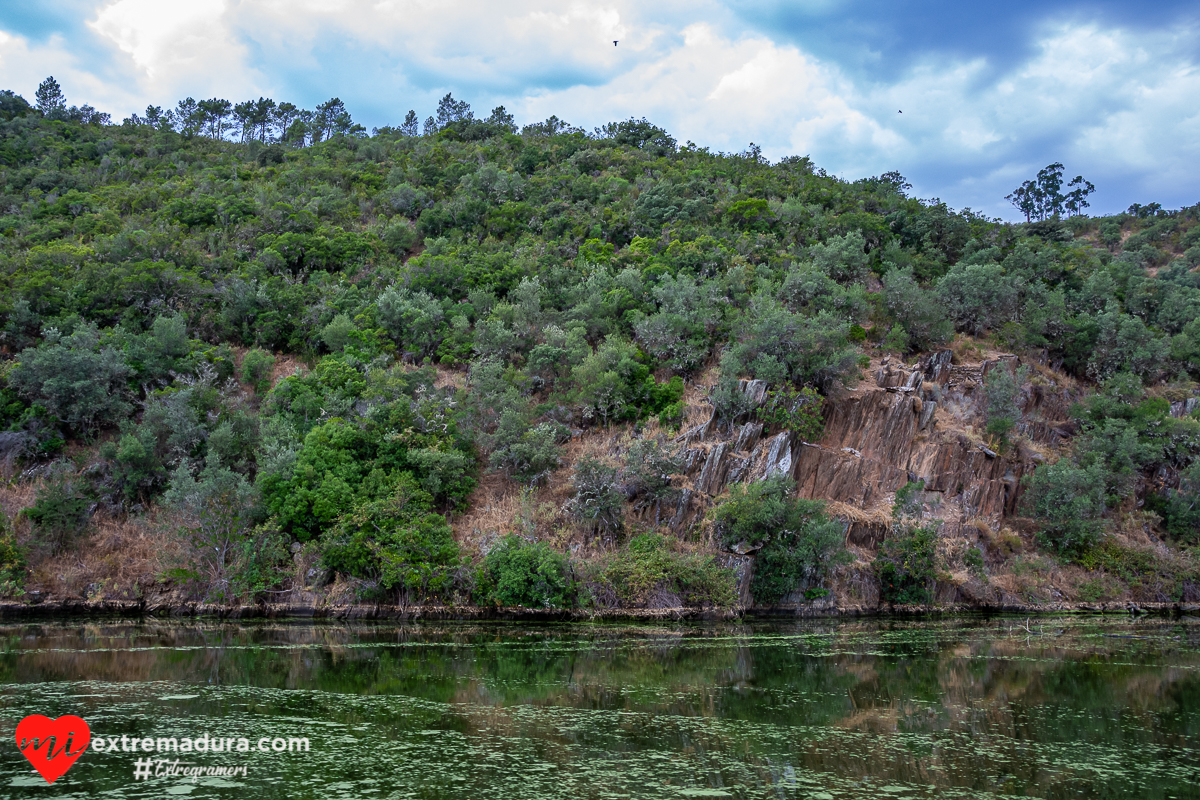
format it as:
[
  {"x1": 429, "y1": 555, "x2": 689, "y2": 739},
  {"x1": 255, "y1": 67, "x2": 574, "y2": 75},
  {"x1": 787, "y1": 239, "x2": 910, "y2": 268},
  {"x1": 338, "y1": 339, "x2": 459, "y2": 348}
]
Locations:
[{"x1": 0, "y1": 616, "x2": 1196, "y2": 798}]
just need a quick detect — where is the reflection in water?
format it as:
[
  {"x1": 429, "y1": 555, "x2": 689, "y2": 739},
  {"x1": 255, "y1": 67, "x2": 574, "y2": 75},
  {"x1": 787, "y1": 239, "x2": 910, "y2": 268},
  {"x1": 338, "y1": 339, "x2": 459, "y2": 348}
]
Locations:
[{"x1": 0, "y1": 617, "x2": 1195, "y2": 798}]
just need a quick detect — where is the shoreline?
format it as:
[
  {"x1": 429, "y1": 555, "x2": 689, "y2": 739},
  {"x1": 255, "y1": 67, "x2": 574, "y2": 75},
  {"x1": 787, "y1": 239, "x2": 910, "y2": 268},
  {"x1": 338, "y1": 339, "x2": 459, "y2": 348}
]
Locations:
[{"x1": 0, "y1": 599, "x2": 1195, "y2": 622}]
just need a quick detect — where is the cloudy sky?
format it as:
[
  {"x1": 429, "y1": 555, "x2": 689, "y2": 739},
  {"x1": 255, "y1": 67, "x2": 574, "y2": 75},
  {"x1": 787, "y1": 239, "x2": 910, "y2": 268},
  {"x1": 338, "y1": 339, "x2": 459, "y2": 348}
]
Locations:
[{"x1": 1, "y1": 0, "x2": 1197, "y2": 218}]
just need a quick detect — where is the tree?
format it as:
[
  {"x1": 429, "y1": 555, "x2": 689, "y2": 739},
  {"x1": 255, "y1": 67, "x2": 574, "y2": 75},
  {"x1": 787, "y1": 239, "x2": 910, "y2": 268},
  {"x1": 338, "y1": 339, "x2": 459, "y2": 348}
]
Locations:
[
  {"x1": 169, "y1": 97, "x2": 203, "y2": 135},
  {"x1": 1064, "y1": 175, "x2": 1096, "y2": 217},
  {"x1": 232, "y1": 100, "x2": 255, "y2": 141},
  {"x1": 485, "y1": 106, "x2": 516, "y2": 133},
  {"x1": 273, "y1": 102, "x2": 300, "y2": 140},
  {"x1": 599, "y1": 117, "x2": 676, "y2": 156},
  {"x1": 434, "y1": 93, "x2": 473, "y2": 130},
  {"x1": 1006, "y1": 163, "x2": 1094, "y2": 221},
  {"x1": 400, "y1": 109, "x2": 419, "y2": 137},
  {"x1": 252, "y1": 97, "x2": 276, "y2": 140},
  {"x1": 197, "y1": 98, "x2": 232, "y2": 139},
  {"x1": 984, "y1": 363, "x2": 1028, "y2": 445},
  {"x1": 34, "y1": 76, "x2": 65, "y2": 118},
  {"x1": 0, "y1": 90, "x2": 32, "y2": 121},
  {"x1": 312, "y1": 98, "x2": 346, "y2": 142}
]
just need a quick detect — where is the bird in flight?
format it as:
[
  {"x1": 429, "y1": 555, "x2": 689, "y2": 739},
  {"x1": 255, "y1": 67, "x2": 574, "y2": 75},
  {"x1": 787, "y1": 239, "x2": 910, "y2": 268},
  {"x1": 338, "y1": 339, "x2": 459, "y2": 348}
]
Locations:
[
  {"x1": 614, "y1": 40, "x2": 618, "y2": 46},
  {"x1": 898, "y1": 110, "x2": 902, "y2": 113}
]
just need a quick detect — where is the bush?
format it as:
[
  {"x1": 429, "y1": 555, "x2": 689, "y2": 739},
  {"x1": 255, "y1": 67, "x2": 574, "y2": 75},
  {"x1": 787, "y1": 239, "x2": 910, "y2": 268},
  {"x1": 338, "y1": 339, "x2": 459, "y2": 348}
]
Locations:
[
  {"x1": 475, "y1": 534, "x2": 574, "y2": 608},
  {"x1": 376, "y1": 286, "x2": 446, "y2": 360},
  {"x1": 875, "y1": 523, "x2": 940, "y2": 605},
  {"x1": 581, "y1": 532, "x2": 736, "y2": 608},
  {"x1": 936, "y1": 262, "x2": 1024, "y2": 336},
  {"x1": 241, "y1": 348, "x2": 274, "y2": 394},
  {"x1": 657, "y1": 400, "x2": 684, "y2": 431},
  {"x1": 883, "y1": 265, "x2": 953, "y2": 351},
  {"x1": 406, "y1": 446, "x2": 477, "y2": 510},
  {"x1": 1152, "y1": 462, "x2": 1200, "y2": 545},
  {"x1": 984, "y1": 363, "x2": 1028, "y2": 446},
  {"x1": 488, "y1": 409, "x2": 568, "y2": 483},
  {"x1": 0, "y1": 509, "x2": 26, "y2": 596},
  {"x1": 571, "y1": 337, "x2": 682, "y2": 426},
  {"x1": 755, "y1": 383, "x2": 825, "y2": 442},
  {"x1": 621, "y1": 438, "x2": 683, "y2": 509},
  {"x1": 567, "y1": 457, "x2": 624, "y2": 535},
  {"x1": 163, "y1": 451, "x2": 266, "y2": 601},
  {"x1": 711, "y1": 476, "x2": 848, "y2": 604},
  {"x1": 8, "y1": 325, "x2": 132, "y2": 435},
  {"x1": 320, "y1": 477, "x2": 463, "y2": 603},
  {"x1": 1021, "y1": 460, "x2": 1108, "y2": 559},
  {"x1": 25, "y1": 474, "x2": 91, "y2": 555},
  {"x1": 721, "y1": 293, "x2": 862, "y2": 394},
  {"x1": 321, "y1": 314, "x2": 357, "y2": 352}
]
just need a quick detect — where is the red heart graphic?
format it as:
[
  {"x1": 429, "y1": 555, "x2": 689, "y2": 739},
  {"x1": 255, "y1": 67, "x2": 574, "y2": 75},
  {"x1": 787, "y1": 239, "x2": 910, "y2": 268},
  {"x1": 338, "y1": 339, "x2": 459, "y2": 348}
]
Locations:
[{"x1": 15, "y1": 714, "x2": 91, "y2": 784}]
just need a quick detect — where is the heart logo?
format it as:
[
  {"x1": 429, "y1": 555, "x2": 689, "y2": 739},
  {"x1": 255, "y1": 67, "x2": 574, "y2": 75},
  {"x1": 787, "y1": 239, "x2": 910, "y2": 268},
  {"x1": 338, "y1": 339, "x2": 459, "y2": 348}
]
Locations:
[{"x1": 15, "y1": 714, "x2": 91, "y2": 784}]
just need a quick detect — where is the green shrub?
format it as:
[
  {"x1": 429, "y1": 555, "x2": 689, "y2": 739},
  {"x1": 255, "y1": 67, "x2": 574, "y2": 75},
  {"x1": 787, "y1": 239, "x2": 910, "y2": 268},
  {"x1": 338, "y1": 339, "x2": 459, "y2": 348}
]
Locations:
[
  {"x1": 488, "y1": 409, "x2": 568, "y2": 484},
  {"x1": 567, "y1": 457, "x2": 624, "y2": 535},
  {"x1": 321, "y1": 478, "x2": 463, "y2": 603},
  {"x1": 475, "y1": 534, "x2": 574, "y2": 608},
  {"x1": 320, "y1": 314, "x2": 357, "y2": 352},
  {"x1": 25, "y1": 475, "x2": 91, "y2": 555},
  {"x1": 8, "y1": 325, "x2": 132, "y2": 435},
  {"x1": 163, "y1": 451, "x2": 266, "y2": 601},
  {"x1": 657, "y1": 400, "x2": 684, "y2": 431},
  {"x1": 0, "y1": 509, "x2": 27, "y2": 596},
  {"x1": 571, "y1": 337, "x2": 682, "y2": 425},
  {"x1": 1151, "y1": 462, "x2": 1200, "y2": 544},
  {"x1": 875, "y1": 523, "x2": 940, "y2": 605},
  {"x1": 882, "y1": 265, "x2": 952, "y2": 351},
  {"x1": 622, "y1": 438, "x2": 683, "y2": 508},
  {"x1": 964, "y1": 546, "x2": 985, "y2": 575},
  {"x1": 755, "y1": 383, "x2": 825, "y2": 442},
  {"x1": 406, "y1": 446, "x2": 477, "y2": 510},
  {"x1": 711, "y1": 476, "x2": 849, "y2": 604},
  {"x1": 582, "y1": 532, "x2": 736, "y2": 608},
  {"x1": 984, "y1": 363, "x2": 1028, "y2": 446},
  {"x1": 1021, "y1": 461, "x2": 1108, "y2": 559},
  {"x1": 241, "y1": 348, "x2": 274, "y2": 394},
  {"x1": 1076, "y1": 538, "x2": 1200, "y2": 601},
  {"x1": 893, "y1": 479, "x2": 925, "y2": 519}
]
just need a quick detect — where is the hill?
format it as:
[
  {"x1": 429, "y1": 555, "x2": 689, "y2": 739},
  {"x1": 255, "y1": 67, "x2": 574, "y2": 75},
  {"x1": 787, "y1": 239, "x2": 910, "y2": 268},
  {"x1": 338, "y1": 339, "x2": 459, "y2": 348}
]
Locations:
[{"x1": 0, "y1": 89, "x2": 1196, "y2": 614}]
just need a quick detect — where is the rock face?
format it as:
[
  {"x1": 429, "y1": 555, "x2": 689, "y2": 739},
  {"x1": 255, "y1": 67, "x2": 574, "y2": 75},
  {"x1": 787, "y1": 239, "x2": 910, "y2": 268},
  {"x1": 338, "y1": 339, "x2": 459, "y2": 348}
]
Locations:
[{"x1": 676, "y1": 352, "x2": 1079, "y2": 545}]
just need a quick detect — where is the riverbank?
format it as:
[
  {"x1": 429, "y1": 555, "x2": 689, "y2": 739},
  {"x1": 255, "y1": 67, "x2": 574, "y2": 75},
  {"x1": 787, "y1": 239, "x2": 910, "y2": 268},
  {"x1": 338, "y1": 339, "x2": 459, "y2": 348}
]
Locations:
[{"x1": 0, "y1": 598, "x2": 1196, "y2": 620}]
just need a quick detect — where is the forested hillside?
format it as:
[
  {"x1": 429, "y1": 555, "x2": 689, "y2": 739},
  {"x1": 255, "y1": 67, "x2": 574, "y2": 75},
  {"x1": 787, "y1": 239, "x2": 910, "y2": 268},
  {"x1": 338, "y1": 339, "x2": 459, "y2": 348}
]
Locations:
[{"x1": 0, "y1": 85, "x2": 1196, "y2": 611}]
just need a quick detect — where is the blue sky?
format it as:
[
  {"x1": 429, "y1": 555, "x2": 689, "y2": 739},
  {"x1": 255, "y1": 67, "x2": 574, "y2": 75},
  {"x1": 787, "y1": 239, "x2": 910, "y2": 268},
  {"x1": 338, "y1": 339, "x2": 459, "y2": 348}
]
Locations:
[{"x1": 0, "y1": 0, "x2": 1197, "y2": 219}]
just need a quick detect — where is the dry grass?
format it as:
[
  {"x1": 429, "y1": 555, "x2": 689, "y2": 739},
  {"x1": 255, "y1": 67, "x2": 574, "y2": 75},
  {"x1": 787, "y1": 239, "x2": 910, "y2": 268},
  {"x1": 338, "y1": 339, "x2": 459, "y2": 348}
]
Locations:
[
  {"x1": 452, "y1": 421, "x2": 703, "y2": 558},
  {"x1": 1109, "y1": 510, "x2": 1167, "y2": 549},
  {"x1": 680, "y1": 372, "x2": 716, "y2": 429},
  {"x1": 450, "y1": 470, "x2": 527, "y2": 551},
  {"x1": 1027, "y1": 359, "x2": 1079, "y2": 391},
  {"x1": 269, "y1": 353, "x2": 307, "y2": 389},
  {"x1": 0, "y1": 478, "x2": 41, "y2": 525},
  {"x1": 29, "y1": 509, "x2": 183, "y2": 600},
  {"x1": 826, "y1": 500, "x2": 892, "y2": 530},
  {"x1": 950, "y1": 334, "x2": 985, "y2": 365},
  {"x1": 435, "y1": 364, "x2": 468, "y2": 391}
]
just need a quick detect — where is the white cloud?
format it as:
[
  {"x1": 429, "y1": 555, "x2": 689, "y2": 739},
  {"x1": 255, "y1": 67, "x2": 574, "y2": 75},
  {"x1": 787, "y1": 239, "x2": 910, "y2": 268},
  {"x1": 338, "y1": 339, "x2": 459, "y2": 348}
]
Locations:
[
  {"x1": 88, "y1": 0, "x2": 264, "y2": 102},
  {"x1": 854, "y1": 23, "x2": 1200, "y2": 212},
  {"x1": 0, "y1": 29, "x2": 139, "y2": 114},
  {"x1": 0, "y1": 3, "x2": 1197, "y2": 214},
  {"x1": 516, "y1": 20, "x2": 900, "y2": 169}
]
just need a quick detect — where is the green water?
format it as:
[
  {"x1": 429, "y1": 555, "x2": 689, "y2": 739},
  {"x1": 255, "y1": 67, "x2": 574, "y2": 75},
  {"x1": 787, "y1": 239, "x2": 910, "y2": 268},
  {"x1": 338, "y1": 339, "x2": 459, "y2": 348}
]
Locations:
[{"x1": 0, "y1": 616, "x2": 1196, "y2": 799}]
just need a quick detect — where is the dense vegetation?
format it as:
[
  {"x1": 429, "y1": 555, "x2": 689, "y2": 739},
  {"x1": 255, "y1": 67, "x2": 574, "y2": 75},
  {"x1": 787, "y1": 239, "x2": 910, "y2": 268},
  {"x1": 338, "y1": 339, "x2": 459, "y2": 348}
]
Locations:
[{"x1": 0, "y1": 80, "x2": 1196, "y2": 608}]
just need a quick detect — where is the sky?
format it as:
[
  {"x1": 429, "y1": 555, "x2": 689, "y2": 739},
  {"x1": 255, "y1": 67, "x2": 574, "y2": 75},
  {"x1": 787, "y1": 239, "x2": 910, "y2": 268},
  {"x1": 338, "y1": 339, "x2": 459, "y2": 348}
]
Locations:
[{"x1": 0, "y1": 0, "x2": 1197, "y2": 219}]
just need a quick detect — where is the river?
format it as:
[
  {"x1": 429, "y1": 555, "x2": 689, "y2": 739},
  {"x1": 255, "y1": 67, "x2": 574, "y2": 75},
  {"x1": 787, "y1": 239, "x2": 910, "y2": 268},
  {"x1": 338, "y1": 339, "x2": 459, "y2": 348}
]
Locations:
[{"x1": 0, "y1": 616, "x2": 1196, "y2": 798}]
